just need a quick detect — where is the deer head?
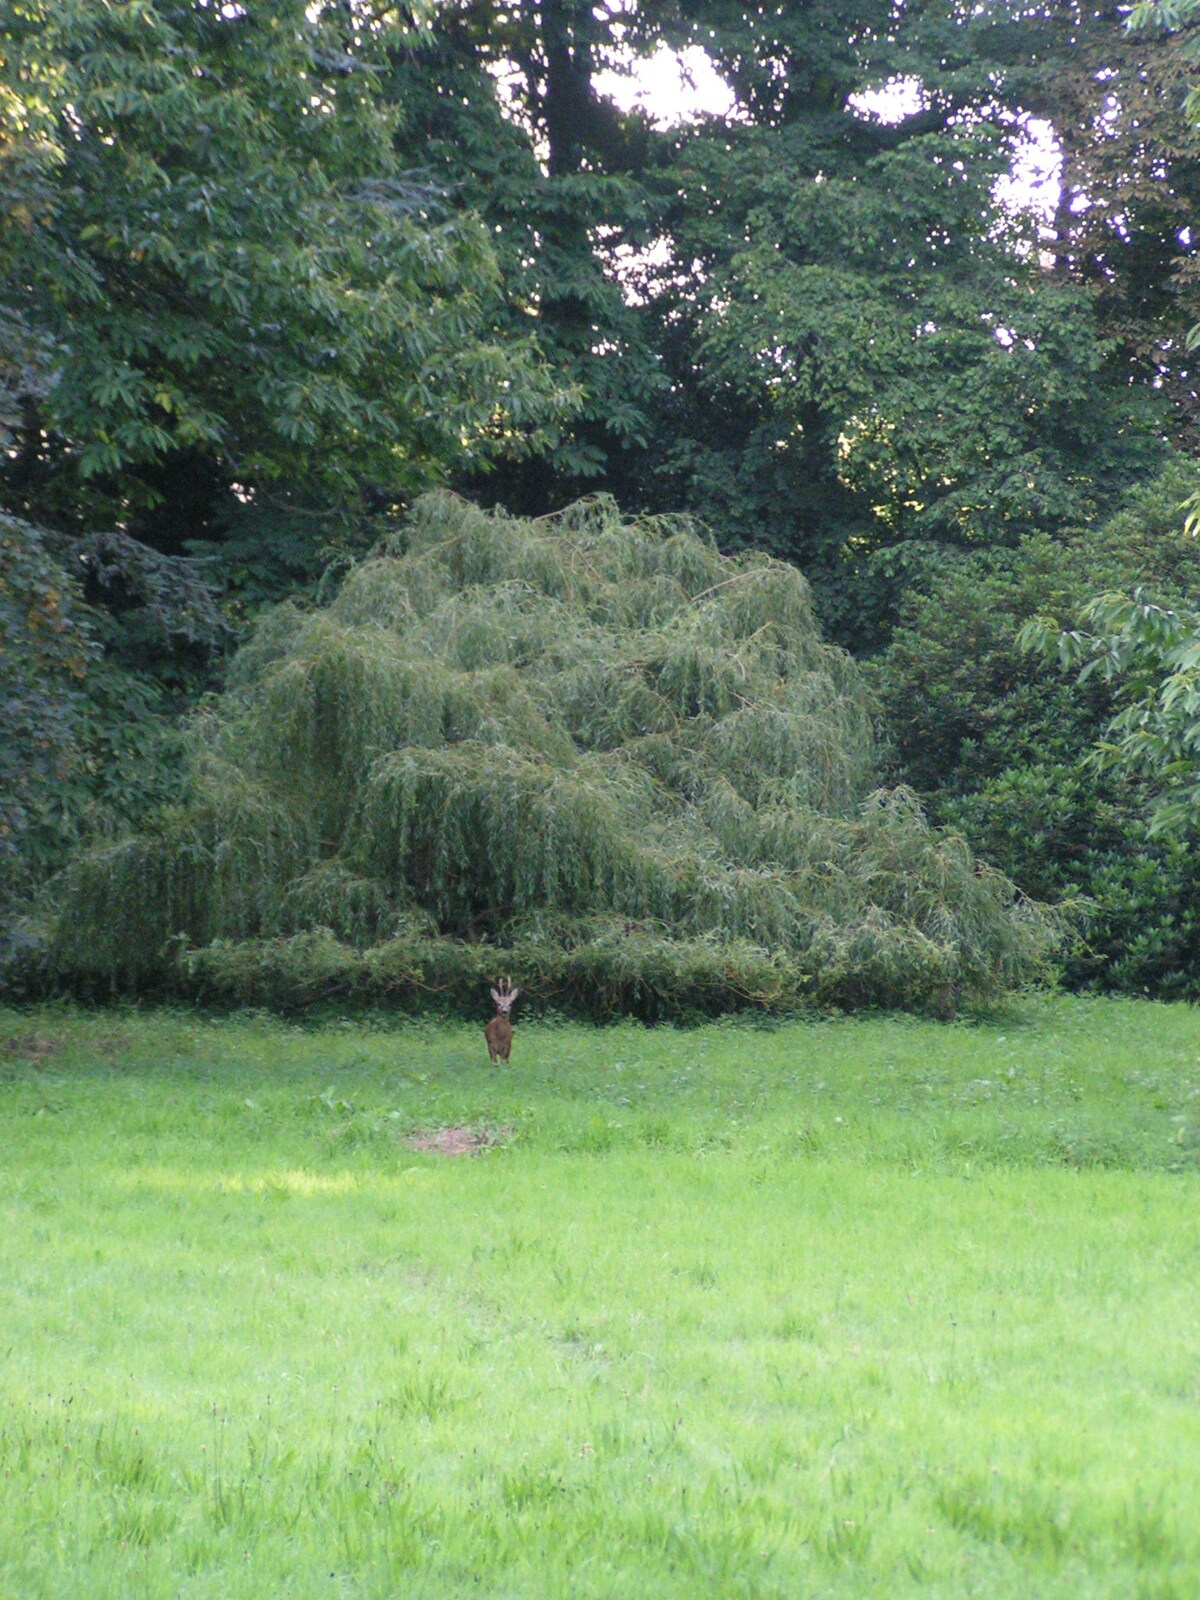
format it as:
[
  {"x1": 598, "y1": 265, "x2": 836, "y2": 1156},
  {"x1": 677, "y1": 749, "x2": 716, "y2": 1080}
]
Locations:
[{"x1": 490, "y1": 978, "x2": 519, "y2": 1015}]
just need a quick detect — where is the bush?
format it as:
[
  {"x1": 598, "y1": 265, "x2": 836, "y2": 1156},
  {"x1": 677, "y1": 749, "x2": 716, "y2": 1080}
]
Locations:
[
  {"x1": 21, "y1": 494, "x2": 1060, "y2": 1017},
  {"x1": 871, "y1": 461, "x2": 1200, "y2": 998}
]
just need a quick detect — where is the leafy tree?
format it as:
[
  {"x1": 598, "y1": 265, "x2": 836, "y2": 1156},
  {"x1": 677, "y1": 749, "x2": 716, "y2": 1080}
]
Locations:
[
  {"x1": 0, "y1": 514, "x2": 214, "y2": 937},
  {"x1": 27, "y1": 495, "x2": 1058, "y2": 1016},
  {"x1": 1020, "y1": 590, "x2": 1200, "y2": 837},
  {"x1": 382, "y1": 0, "x2": 667, "y2": 504},
  {"x1": 0, "y1": 0, "x2": 567, "y2": 533},
  {"x1": 0, "y1": 518, "x2": 96, "y2": 925},
  {"x1": 874, "y1": 463, "x2": 1200, "y2": 995},
  {"x1": 616, "y1": 0, "x2": 1172, "y2": 647},
  {"x1": 1006, "y1": 0, "x2": 1200, "y2": 851},
  {"x1": 866, "y1": 1, "x2": 1200, "y2": 439},
  {"x1": 0, "y1": 0, "x2": 573, "y2": 919}
]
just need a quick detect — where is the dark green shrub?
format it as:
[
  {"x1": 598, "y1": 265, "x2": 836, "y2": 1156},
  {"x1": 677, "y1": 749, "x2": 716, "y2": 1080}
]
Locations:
[
  {"x1": 871, "y1": 462, "x2": 1200, "y2": 998},
  {"x1": 0, "y1": 519, "x2": 192, "y2": 955}
]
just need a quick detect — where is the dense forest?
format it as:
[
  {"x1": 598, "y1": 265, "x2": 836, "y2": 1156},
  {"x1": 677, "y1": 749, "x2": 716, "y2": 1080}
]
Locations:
[{"x1": 5, "y1": 0, "x2": 1200, "y2": 1013}]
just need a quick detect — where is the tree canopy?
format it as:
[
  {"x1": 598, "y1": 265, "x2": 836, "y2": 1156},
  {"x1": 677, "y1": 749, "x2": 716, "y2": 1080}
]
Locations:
[
  {"x1": 0, "y1": 0, "x2": 569, "y2": 527},
  {"x1": 394, "y1": 0, "x2": 1180, "y2": 645},
  {"x1": 0, "y1": 0, "x2": 572, "y2": 922}
]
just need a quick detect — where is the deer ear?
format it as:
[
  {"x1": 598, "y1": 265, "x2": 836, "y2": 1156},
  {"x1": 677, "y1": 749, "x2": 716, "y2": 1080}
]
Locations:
[
  {"x1": 490, "y1": 988, "x2": 501, "y2": 1004},
  {"x1": 510, "y1": 988, "x2": 520, "y2": 1003}
]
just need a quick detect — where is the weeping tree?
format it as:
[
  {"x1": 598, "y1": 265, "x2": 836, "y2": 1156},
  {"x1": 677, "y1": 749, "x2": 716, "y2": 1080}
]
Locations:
[{"x1": 31, "y1": 495, "x2": 1059, "y2": 1016}]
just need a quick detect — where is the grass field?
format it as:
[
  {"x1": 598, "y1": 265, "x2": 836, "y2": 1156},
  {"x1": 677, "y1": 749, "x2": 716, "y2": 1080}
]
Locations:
[{"x1": 1, "y1": 993, "x2": 1198, "y2": 1598}]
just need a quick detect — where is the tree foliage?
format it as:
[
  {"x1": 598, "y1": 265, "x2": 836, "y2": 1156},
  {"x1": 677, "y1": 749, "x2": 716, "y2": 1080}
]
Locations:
[
  {"x1": 0, "y1": 0, "x2": 568, "y2": 525},
  {"x1": 1001, "y1": 1, "x2": 1200, "y2": 851},
  {"x1": 6, "y1": 0, "x2": 1199, "y2": 1005},
  {"x1": 382, "y1": 0, "x2": 667, "y2": 502},
  {"x1": 0, "y1": 517, "x2": 95, "y2": 916},
  {"x1": 874, "y1": 464, "x2": 1200, "y2": 996},
  {"x1": 584, "y1": 0, "x2": 1174, "y2": 645},
  {"x1": 27, "y1": 496, "x2": 1058, "y2": 1016},
  {"x1": 0, "y1": 0, "x2": 578, "y2": 926},
  {"x1": 1021, "y1": 590, "x2": 1200, "y2": 838},
  {"x1": 0, "y1": 514, "x2": 201, "y2": 937}
]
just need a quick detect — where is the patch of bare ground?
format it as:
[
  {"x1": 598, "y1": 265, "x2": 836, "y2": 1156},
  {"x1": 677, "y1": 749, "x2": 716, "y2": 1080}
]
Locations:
[
  {"x1": 94, "y1": 1030, "x2": 133, "y2": 1058},
  {"x1": 2, "y1": 1032, "x2": 64, "y2": 1063},
  {"x1": 407, "y1": 1126, "x2": 511, "y2": 1157}
]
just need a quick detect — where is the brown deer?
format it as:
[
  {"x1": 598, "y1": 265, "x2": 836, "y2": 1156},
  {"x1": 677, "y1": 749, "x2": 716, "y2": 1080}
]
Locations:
[{"x1": 484, "y1": 979, "x2": 520, "y2": 1066}]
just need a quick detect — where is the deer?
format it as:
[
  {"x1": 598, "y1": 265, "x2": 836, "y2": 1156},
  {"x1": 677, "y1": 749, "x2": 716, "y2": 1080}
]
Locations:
[{"x1": 484, "y1": 979, "x2": 520, "y2": 1066}]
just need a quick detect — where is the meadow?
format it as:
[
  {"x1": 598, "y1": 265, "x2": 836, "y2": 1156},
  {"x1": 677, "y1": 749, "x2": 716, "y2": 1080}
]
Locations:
[{"x1": 1, "y1": 993, "x2": 1198, "y2": 1599}]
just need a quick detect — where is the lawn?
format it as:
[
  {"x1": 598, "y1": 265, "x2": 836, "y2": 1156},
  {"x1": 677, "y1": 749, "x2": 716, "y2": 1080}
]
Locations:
[{"x1": 1, "y1": 994, "x2": 1198, "y2": 1598}]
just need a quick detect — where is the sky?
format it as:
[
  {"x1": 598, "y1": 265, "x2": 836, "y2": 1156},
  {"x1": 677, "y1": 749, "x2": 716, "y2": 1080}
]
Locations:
[
  {"x1": 595, "y1": 44, "x2": 737, "y2": 126},
  {"x1": 596, "y1": 47, "x2": 1060, "y2": 222}
]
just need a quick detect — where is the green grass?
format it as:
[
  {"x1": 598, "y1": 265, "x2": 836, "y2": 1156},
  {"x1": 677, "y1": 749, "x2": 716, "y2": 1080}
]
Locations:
[{"x1": 1, "y1": 993, "x2": 1198, "y2": 1598}]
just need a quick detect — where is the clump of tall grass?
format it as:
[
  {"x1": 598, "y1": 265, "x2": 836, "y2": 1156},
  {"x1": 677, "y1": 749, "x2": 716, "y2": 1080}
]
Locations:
[{"x1": 26, "y1": 494, "x2": 1061, "y2": 1015}]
